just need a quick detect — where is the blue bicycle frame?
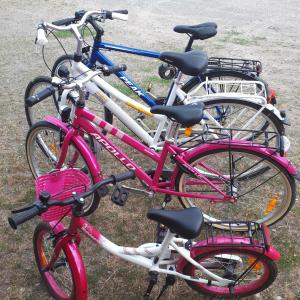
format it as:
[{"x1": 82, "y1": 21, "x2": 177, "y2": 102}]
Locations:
[
  {"x1": 88, "y1": 42, "x2": 161, "y2": 107},
  {"x1": 86, "y1": 41, "x2": 222, "y2": 119}
]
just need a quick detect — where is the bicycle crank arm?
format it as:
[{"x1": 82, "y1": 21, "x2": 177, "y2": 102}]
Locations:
[{"x1": 121, "y1": 185, "x2": 154, "y2": 198}]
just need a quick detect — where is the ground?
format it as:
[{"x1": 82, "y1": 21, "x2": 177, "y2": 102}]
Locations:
[{"x1": 0, "y1": 0, "x2": 299, "y2": 299}]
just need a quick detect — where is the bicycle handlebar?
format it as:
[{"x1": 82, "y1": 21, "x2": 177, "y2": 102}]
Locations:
[
  {"x1": 8, "y1": 205, "x2": 42, "y2": 230},
  {"x1": 36, "y1": 10, "x2": 128, "y2": 46},
  {"x1": 25, "y1": 86, "x2": 56, "y2": 107},
  {"x1": 8, "y1": 171, "x2": 135, "y2": 230}
]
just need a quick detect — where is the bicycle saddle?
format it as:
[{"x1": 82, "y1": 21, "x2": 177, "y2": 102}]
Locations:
[
  {"x1": 159, "y1": 50, "x2": 208, "y2": 76},
  {"x1": 147, "y1": 207, "x2": 204, "y2": 239},
  {"x1": 150, "y1": 103, "x2": 204, "y2": 127},
  {"x1": 174, "y1": 22, "x2": 217, "y2": 40}
]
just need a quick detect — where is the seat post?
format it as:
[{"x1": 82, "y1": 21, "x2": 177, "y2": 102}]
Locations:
[{"x1": 185, "y1": 36, "x2": 194, "y2": 52}]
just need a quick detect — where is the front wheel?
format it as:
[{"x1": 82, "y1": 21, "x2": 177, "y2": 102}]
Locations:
[
  {"x1": 26, "y1": 121, "x2": 101, "y2": 215},
  {"x1": 175, "y1": 147, "x2": 296, "y2": 229},
  {"x1": 183, "y1": 248, "x2": 277, "y2": 298},
  {"x1": 33, "y1": 222, "x2": 87, "y2": 300}
]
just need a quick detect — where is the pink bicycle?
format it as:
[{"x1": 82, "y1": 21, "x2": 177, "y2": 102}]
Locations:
[
  {"x1": 24, "y1": 65, "x2": 298, "y2": 229},
  {"x1": 9, "y1": 169, "x2": 280, "y2": 299}
]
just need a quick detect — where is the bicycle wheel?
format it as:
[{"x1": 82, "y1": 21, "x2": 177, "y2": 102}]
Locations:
[
  {"x1": 180, "y1": 98, "x2": 283, "y2": 148},
  {"x1": 183, "y1": 248, "x2": 277, "y2": 298},
  {"x1": 24, "y1": 76, "x2": 59, "y2": 127},
  {"x1": 175, "y1": 148, "x2": 296, "y2": 229},
  {"x1": 26, "y1": 121, "x2": 101, "y2": 215},
  {"x1": 33, "y1": 222, "x2": 87, "y2": 300},
  {"x1": 52, "y1": 54, "x2": 113, "y2": 124}
]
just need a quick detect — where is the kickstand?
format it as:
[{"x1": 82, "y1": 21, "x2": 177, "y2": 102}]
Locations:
[
  {"x1": 156, "y1": 274, "x2": 176, "y2": 300},
  {"x1": 143, "y1": 271, "x2": 158, "y2": 300}
]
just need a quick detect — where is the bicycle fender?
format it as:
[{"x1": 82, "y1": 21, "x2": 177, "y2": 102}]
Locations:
[
  {"x1": 48, "y1": 220, "x2": 88, "y2": 298},
  {"x1": 176, "y1": 237, "x2": 280, "y2": 273},
  {"x1": 44, "y1": 116, "x2": 102, "y2": 182},
  {"x1": 171, "y1": 142, "x2": 298, "y2": 183}
]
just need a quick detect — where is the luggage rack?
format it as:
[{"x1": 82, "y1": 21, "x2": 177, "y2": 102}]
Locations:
[
  {"x1": 208, "y1": 57, "x2": 262, "y2": 76},
  {"x1": 198, "y1": 221, "x2": 269, "y2": 249},
  {"x1": 187, "y1": 78, "x2": 267, "y2": 100},
  {"x1": 178, "y1": 126, "x2": 282, "y2": 152}
]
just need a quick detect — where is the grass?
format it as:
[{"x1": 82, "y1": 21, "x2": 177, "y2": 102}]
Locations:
[
  {"x1": 1, "y1": 14, "x2": 300, "y2": 299},
  {"x1": 220, "y1": 30, "x2": 267, "y2": 46}
]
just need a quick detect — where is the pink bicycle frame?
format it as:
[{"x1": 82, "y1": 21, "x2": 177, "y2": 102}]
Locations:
[{"x1": 46, "y1": 105, "x2": 298, "y2": 203}]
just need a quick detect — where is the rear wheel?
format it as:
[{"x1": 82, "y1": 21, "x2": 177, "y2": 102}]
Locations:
[
  {"x1": 183, "y1": 248, "x2": 277, "y2": 298},
  {"x1": 33, "y1": 222, "x2": 81, "y2": 300},
  {"x1": 175, "y1": 147, "x2": 295, "y2": 229},
  {"x1": 26, "y1": 121, "x2": 101, "y2": 215}
]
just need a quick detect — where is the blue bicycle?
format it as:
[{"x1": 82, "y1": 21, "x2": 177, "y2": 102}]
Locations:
[{"x1": 24, "y1": 9, "x2": 283, "y2": 139}]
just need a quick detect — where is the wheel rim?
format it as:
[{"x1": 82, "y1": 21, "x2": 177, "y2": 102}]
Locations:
[
  {"x1": 36, "y1": 228, "x2": 74, "y2": 299},
  {"x1": 178, "y1": 149, "x2": 292, "y2": 228},
  {"x1": 186, "y1": 249, "x2": 271, "y2": 296}
]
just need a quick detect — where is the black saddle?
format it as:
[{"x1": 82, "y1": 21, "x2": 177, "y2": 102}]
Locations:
[
  {"x1": 147, "y1": 207, "x2": 204, "y2": 239},
  {"x1": 174, "y1": 22, "x2": 217, "y2": 40},
  {"x1": 160, "y1": 50, "x2": 208, "y2": 76},
  {"x1": 150, "y1": 103, "x2": 204, "y2": 127}
]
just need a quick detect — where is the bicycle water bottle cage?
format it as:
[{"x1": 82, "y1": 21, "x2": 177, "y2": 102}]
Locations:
[{"x1": 158, "y1": 63, "x2": 176, "y2": 80}]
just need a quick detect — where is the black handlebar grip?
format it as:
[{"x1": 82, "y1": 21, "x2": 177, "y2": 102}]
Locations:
[
  {"x1": 103, "y1": 64, "x2": 127, "y2": 76},
  {"x1": 25, "y1": 86, "x2": 56, "y2": 107},
  {"x1": 112, "y1": 10, "x2": 128, "y2": 14},
  {"x1": 8, "y1": 205, "x2": 41, "y2": 230},
  {"x1": 52, "y1": 17, "x2": 76, "y2": 26},
  {"x1": 113, "y1": 170, "x2": 136, "y2": 183}
]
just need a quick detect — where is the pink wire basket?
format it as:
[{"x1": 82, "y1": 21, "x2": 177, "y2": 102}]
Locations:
[{"x1": 35, "y1": 169, "x2": 91, "y2": 222}]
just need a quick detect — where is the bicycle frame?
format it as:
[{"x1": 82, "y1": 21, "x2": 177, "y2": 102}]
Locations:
[
  {"x1": 88, "y1": 42, "x2": 160, "y2": 107},
  {"x1": 55, "y1": 106, "x2": 232, "y2": 202},
  {"x1": 48, "y1": 217, "x2": 234, "y2": 287}
]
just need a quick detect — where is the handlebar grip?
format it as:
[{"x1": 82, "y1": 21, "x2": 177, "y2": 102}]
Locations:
[
  {"x1": 102, "y1": 64, "x2": 127, "y2": 76},
  {"x1": 112, "y1": 10, "x2": 128, "y2": 15},
  {"x1": 36, "y1": 28, "x2": 48, "y2": 46},
  {"x1": 8, "y1": 205, "x2": 41, "y2": 230},
  {"x1": 113, "y1": 170, "x2": 136, "y2": 183},
  {"x1": 52, "y1": 17, "x2": 76, "y2": 26},
  {"x1": 111, "y1": 12, "x2": 128, "y2": 21},
  {"x1": 25, "y1": 86, "x2": 56, "y2": 107}
]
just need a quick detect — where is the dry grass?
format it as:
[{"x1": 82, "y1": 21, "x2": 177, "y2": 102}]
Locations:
[{"x1": 0, "y1": 0, "x2": 300, "y2": 299}]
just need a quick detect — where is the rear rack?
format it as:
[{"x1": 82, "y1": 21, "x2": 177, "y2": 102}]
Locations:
[
  {"x1": 187, "y1": 78, "x2": 267, "y2": 100},
  {"x1": 198, "y1": 221, "x2": 268, "y2": 249},
  {"x1": 178, "y1": 127, "x2": 282, "y2": 152},
  {"x1": 208, "y1": 57, "x2": 262, "y2": 76}
]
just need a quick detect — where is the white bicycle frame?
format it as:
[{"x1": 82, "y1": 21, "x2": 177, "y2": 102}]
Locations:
[
  {"x1": 38, "y1": 10, "x2": 285, "y2": 150},
  {"x1": 80, "y1": 224, "x2": 235, "y2": 287}
]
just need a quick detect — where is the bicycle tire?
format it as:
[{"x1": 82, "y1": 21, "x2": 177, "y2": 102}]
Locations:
[
  {"x1": 183, "y1": 248, "x2": 277, "y2": 298},
  {"x1": 24, "y1": 76, "x2": 59, "y2": 127},
  {"x1": 26, "y1": 121, "x2": 101, "y2": 216},
  {"x1": 175, "y1": 147, "x2": 296, "y2": 229},
  {"x1": 33, "y1": 222, "x2": 87, "y2": 300}
]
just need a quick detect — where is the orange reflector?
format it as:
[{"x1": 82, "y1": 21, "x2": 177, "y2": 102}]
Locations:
[
  {"x1": 247, "y1": 258, "x2": 263, "y2": 271},
  {"x1": 40, "y1": 249, "x2": 48, "y2": 267},
  {"x1": 50, "y1": 143, "x2": 59, "y2": 155},
  {"x1": 185, "y1": 127, "x2": 192, "y2": 137},
  {"x1": 264, "y1": 195, "x2": 278, "y2": 215}
]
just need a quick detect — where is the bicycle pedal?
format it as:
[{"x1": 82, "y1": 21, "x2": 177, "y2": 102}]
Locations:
[{"x1": 111, "y1": 185, "x2": 129, "y2": 206}]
